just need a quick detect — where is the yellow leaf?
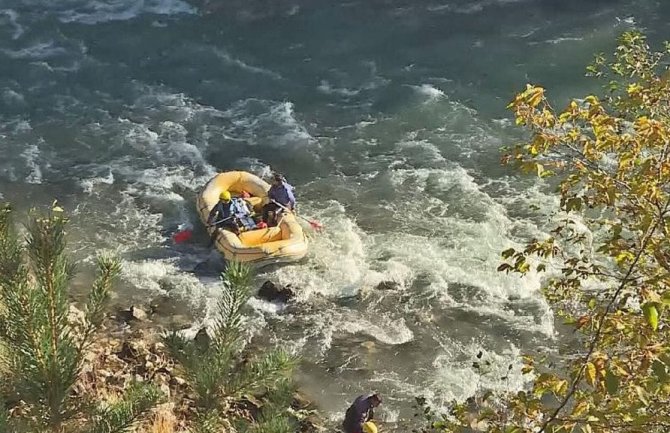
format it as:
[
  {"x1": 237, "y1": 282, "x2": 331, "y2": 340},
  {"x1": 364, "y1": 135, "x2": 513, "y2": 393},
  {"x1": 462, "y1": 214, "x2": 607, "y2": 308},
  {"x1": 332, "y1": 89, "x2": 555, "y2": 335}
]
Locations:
[
  {"x1": 526, "y1": 86, "x2": 545, "y2": 107},
  {"x1": 585, "y1": 362, "x2": 596, "y2": 386},
  {"x1": 573, "y1": 400, "x2": 589, "y2": 417},
  {"x1": 642, "y1": 303, "x2": 659, "y2": 331},
  {"x1": 627, "y1": 83, "x2": 643, "y2": 95}
]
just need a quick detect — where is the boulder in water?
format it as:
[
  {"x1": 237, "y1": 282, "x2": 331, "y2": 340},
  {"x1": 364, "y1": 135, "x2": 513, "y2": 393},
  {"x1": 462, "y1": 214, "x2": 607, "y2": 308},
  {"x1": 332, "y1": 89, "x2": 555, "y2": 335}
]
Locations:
[
  {"x1": 258, "y1": 280, "x2": 296, "y2": 303},
  {"x1": 375, "y1": 280, "x2": 400, "y2": 291}
]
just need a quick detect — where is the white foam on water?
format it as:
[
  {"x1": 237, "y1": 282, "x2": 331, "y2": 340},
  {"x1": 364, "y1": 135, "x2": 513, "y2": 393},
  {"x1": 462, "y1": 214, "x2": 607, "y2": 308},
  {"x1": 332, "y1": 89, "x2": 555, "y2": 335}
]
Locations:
[
  {"x1": 410, "y1": 84, "x2": 446, "y2": 102},
  {"x1": 427, "y1": 342, "x2": 531, "y2": 407},
  {"x1": 427, "y1": 0, "x2": 531, "y2": 14},
  {"x1": 1, "y1": 9, "x2": 24, "y2": 40},
  {"x1": 2, "y1": 89, "x2": 25, "y2": 105},
  {"x1": 58, "y1": 0, "x2": 196, "y2": 25},
  {"x1": 79, "y1": 170, "x2": 114, "y2": 194},
  {"x1": 212, "y1": 48, "x2": 283, "y2": 80},
  {"x1": 340, "y1": 313, "x2": 414, "y2": 345},
  {"x1": 103, "y1": 193, "x2": 165, "y2": 249},
  {"x1": 1, "y1": 41, "x2": 69, "y2": 59},
  {"x1": 263, "y1": 202, "x2": 388, "y2": 299},
  {"x1": 21, "y1": 143, "x2": 43, "y2": 184},
  {"x1": 537, "y1": 36, "x2": 585, "y2": 45},
  {"x1": 120, "y1": 258, "x2": 217, "y2": 300},
  {"x1": 116, "y1": 256, "x2": 269, "y2": 342},
  {"x1": 233, "y1": 157, "x2": 274, "y2": 179},
  {"x1": 222, "y1": 99, "x2": 318, "y2": 149},
  {"x1": 317, "y1": 80, "x2": 361, "y2": 97}
]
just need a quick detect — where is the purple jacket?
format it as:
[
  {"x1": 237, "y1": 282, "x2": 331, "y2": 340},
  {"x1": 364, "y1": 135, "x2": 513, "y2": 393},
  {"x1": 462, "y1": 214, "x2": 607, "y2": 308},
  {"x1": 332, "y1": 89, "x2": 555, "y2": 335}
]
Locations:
[
  {"x1": 268, "y1": 181, "x2": 296, "y2": 208},
  {"x1": 342, "y1": 394, "x2": 376, "y2": 433}
]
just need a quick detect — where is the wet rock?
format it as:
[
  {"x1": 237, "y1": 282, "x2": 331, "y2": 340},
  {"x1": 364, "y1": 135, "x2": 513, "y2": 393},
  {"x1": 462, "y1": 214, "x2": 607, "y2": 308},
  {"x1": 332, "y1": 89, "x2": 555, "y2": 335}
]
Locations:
[
  {"x1": 258, "y1": 280, "x2": 296, "y2": 303},
  {"x1": 118, "y1": 305, "x2": 149, "y2": 322},
  {"x1": 299, "y1": 414, "x2": 327, "y2": 433},
  {"x1": 148, "y1": 295, "x2": 172, "y2": 315},
  {"x1": 291, "y1": 391, "x2": 313, "y2": 410},
  {"x1": 194, "y1": 327, "x2": 211, "y2": 348},
  {"x1": 170, "y1": 376, "x2": 187, "y2": 387},
  {"x1": 375, "y1": 280, "x2": 400, "y2": 291},
  {"x1": 116, "y1": 341, "x2": 139, "y2": 362},
  {"x1": 132, "y1": 306, "x2": 148, "y2": 321},
  {"x1": 232, "y1": 394, "x2": 263, "y2": 421}
]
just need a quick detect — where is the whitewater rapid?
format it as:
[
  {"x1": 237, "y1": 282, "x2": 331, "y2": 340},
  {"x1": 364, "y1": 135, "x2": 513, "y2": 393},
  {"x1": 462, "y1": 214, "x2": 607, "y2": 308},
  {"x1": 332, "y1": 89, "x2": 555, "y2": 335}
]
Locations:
[{"x1": 1, "y1": 0, "x2": 666, "y2": 428}]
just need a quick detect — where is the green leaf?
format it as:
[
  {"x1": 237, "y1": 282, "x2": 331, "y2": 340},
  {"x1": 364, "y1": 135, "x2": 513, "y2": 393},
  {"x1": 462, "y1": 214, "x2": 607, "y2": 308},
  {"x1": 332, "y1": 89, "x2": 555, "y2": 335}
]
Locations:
[
  {"x1": 652, "y1": 360, "x2": 670, "y2": 383},
  {"x1": 605, "y1": 370, "x2": 619, "y2": 395},
  {"x1": 588, "y1": 297, "x2": 597, "y2": 310},
  {"x1": 642, "y1": 303, "x2": 659, "y2": 331},
  {"x1": 90, "y1": 382, "x2": 163, "y2": 433},
  {"x1": 635, "y1": 385, "x2": 650, "y2": 406}
]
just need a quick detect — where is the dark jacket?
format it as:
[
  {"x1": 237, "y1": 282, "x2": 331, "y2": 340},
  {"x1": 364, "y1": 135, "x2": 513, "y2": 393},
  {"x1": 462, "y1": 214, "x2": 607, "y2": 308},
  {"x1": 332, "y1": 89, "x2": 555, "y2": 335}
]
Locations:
[
  {"x1": 207, "y1": 200, "x2": 234, "y2": 225},
  {"x1": 342, "y1": 394, "x2": 376, "y2": 433},
  {"x1": 268, "y1": 181, "x2": 296, "y2": 208}
]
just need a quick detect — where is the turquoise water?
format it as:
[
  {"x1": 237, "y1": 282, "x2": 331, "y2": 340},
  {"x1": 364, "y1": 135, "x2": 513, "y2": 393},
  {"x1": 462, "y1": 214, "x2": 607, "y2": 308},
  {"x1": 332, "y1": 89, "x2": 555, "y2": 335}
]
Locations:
[{"x1": 1, "y1": 0, "x2": 668, "y2": 428}]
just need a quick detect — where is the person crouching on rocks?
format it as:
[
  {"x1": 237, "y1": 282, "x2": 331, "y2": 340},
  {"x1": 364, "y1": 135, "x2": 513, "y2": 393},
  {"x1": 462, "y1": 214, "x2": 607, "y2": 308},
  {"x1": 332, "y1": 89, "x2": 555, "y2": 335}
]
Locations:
[{"x1": 342, "y1": 393, "x2": 382, "y2": 433}]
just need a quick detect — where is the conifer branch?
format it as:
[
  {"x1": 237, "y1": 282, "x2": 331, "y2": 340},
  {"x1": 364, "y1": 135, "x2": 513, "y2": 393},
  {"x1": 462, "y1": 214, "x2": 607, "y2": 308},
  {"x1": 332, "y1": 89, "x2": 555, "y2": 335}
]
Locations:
[{"x1": 88, "y1": 383, "x2": 163, "y2": 433}]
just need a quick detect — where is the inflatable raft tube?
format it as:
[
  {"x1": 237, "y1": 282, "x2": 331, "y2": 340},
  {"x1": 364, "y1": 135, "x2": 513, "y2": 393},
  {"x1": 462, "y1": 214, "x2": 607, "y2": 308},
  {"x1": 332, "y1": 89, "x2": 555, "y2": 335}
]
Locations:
[{"x1": 196, "y1": 171, "x2": 308, "y2": 267}]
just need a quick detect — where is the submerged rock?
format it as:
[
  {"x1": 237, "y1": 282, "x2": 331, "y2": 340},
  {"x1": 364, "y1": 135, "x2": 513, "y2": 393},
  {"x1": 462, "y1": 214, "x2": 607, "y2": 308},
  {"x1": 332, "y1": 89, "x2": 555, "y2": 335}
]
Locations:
[
  {"x1": 258, "y1": 280, "x2": 296, "y2": 303},
  {"x1": 375, "y1": 280, "x2": 400, "y2": 291}
]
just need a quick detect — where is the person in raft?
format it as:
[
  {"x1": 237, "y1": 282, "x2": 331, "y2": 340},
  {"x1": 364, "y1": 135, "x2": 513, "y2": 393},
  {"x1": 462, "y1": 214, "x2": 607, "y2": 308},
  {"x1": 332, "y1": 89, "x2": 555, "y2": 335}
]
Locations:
[
  {"x1": 342, "y1": 393, "x2": 382, "y2": 433},
  {"x1": 207, "y1": 190, "x2": 255, "y2": 234},
  {"x1": 262, "y1": 172, "x2": 296, "y2": 226}
]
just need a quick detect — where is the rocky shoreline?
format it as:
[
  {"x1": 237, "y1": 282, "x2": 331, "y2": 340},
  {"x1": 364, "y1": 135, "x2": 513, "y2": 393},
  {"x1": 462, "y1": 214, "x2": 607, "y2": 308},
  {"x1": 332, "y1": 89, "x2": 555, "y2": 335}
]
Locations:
[{"x1": 56, "y1": 279, "x2": 328, "y2": 433}]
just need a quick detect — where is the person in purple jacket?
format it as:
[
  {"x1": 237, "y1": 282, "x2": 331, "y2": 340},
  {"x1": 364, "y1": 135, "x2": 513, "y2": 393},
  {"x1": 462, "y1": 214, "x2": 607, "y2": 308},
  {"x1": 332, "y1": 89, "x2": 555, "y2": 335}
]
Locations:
[
  {"x1": 342, "y1": 393, "x2": 382, "y2": 433},
  {"x1": 262, "y1": 172, "x2": 296, "y2": 226}
]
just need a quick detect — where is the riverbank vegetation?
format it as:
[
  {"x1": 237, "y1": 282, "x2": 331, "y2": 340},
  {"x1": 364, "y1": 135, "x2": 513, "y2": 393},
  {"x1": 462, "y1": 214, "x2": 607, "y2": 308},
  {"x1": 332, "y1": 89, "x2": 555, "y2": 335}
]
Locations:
[
  {"x1": 0, "y1": 203, "x2": 317, "y2": 433},
  {"x1": 418, "y1": 30, "x2": 670, "y2": 433}
]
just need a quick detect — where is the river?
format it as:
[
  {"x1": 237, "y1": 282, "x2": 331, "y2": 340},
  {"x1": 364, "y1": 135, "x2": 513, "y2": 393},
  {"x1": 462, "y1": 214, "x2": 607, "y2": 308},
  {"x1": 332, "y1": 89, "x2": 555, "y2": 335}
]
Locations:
[{"x1": 0, "y1": 0, "x2": 667, "y2": 429}]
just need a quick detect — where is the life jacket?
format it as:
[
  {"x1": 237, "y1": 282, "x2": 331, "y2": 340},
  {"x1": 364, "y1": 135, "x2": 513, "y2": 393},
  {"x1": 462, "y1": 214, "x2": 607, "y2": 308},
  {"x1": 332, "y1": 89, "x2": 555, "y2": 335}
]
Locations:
[{"x1": 232, "y1": 198, "x2": 257, "y2": 230}]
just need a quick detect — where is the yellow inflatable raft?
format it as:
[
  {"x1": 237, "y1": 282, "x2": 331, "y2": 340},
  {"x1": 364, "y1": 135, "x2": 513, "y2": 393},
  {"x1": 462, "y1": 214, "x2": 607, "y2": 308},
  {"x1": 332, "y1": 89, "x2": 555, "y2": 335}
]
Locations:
[{"x1": 196, "y1": 171, "x2": 308, "y2": 267}]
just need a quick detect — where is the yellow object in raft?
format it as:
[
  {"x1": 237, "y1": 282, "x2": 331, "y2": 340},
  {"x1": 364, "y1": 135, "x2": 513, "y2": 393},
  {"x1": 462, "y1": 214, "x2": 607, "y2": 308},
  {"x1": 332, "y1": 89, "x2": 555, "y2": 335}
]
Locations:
[{"x1": 196, "y1": 171, "x2": 308, "y2": 267}]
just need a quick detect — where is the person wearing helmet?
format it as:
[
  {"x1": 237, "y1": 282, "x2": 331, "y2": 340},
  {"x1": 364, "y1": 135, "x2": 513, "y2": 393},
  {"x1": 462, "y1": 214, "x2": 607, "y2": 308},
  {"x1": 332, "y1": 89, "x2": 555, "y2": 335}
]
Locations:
[
  {"x1": 207, "y1": 190, "x2": 240, "y2": 235},
  {"x1": 262, "y1": 172, "x2": 296, "y2": 226},
  {"x1": 342, "y1": 393, "x2": 382, "y2": 433}
]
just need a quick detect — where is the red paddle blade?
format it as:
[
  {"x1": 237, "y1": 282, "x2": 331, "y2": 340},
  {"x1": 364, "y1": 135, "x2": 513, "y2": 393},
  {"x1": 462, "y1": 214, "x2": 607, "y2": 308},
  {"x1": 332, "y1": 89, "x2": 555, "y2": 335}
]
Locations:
[
  {"x1": 308, "y1": 220, "x2": 324, "y2": 231},
  {"x1": 172, "y1": 229, "x2": 193, "y2": 243}
]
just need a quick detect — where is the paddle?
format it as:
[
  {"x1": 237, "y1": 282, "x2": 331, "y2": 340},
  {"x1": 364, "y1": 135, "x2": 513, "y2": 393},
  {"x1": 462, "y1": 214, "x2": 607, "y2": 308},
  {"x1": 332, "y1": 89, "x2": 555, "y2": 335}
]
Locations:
[
  {"x1": 172, "y1": 216, "x2": 234, "y2": 244},
  {"x1": 271, "y1": 199, "x2": 324, "y2": 231}
]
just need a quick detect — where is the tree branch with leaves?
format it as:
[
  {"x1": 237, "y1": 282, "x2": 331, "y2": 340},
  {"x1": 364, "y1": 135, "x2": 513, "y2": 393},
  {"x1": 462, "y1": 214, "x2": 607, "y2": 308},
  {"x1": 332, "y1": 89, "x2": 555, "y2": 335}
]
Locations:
[
  {"x1": 421, "y1": 30, "x2": 670, "y2": 433},
  {"x1": 165, "y1": 261, "x2": 298, "y2": 432},
  {"x1": 0, "y1": 203, "x2": 161, "y2": 433}
]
